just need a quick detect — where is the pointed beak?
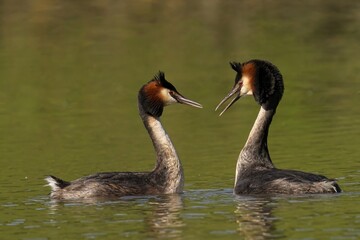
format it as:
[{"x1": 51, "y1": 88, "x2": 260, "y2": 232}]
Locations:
[
  {"x1": 171, "y1": 92, "x2": 203, "y2": 109},
  {"x1": 215, "y1": 83, "x2": 241, "y2": 116}
]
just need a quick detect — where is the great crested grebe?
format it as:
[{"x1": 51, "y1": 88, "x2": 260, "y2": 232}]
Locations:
[
  {"x1": 45, "y1": 72, "x2": 202, "y2": 200},
  {"x1": 216, "y1": 60, "x2": 341, "y2": 194}
]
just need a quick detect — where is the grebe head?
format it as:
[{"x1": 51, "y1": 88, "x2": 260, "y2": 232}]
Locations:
[
  {"x1": 139, "y1": 71, "x2": 203, "y2": 117},
  {"x1": 216, "y1": 60, "x2": 284, "y2": 115}
]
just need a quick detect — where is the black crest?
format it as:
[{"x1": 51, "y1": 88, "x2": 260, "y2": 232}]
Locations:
[
  {"x1": 154, "y1": 71, "x2": 165, "y2": 82},
  {"x1": 154, "y1": 71, "x2": 177, "y2": 92},
  {"x1": 230, "y1": 62, "x2": 242, "y2": 73},
  {"x1": 230, "y1": 62, "x2": 243, "y2": 84}
]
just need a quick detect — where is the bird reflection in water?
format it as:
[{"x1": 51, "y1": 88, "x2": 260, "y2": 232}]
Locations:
[
  {"x1": 235, "y1": 196, "x2": 284, "y2": 239},
  {"x1": 145, "y1": 194, "x2": 184, "y2": 239},
  {"x1": 45, "y1": 194, "x2": 184, "y2": 238}
]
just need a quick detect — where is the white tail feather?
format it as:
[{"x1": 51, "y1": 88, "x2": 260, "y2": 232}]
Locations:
[{"x1": 44, "y1": 176, "x2": 60, "y2": 191}]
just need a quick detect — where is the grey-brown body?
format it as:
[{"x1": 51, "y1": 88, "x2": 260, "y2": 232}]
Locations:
[
  {"x1": 45, "y1": 73, "x2": 201, "y2": 200},
  {"x1": 46, "y1": 170, "x2": 181, "y2": 200},
  {"x1": 234, "y1": 106, "x2": 340, "y2": 194}
]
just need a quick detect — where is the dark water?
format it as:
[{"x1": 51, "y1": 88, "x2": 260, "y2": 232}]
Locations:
[{"x1": 0, "y1": 0, "x2": 359, "y2": 239}]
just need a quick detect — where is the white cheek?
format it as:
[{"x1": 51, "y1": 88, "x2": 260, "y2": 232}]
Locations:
[
  {"x1": 160, "y1": 89, "x2": 177, "y2": 105},
  {"x1": 165, "y1": 95, "x2": 177, "y2": 105},
  {"x1": 240, "y1": 76, "x2": 253, "y2": 96}
]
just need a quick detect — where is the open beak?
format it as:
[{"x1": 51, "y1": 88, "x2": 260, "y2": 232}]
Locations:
[
  {"x1": 172, "y1": 92, "x2": 203, "y2": 109},
  {"x1": 215, "y1": 83, "x2": 241, "y2": 116}
]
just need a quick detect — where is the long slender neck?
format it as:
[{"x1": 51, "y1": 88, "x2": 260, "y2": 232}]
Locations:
[
  {"x1": 235, "y1": 106, "x2": 276, "y2": 183},
  {"x1": 138, "y1": 104, "x2": 184, "y2": 193}
]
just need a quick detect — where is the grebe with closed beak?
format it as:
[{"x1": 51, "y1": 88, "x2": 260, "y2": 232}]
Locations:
[
  {"x1": 216, "y1": 60, "x2": 341, "y2": 194},
  {"x1": 45, "y1": 72, "x2": 202, "y2": 200}
]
